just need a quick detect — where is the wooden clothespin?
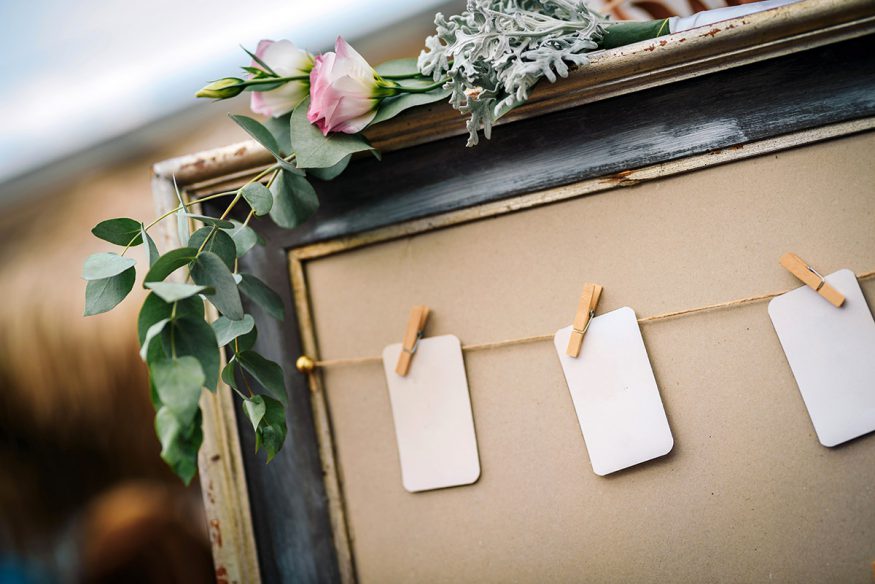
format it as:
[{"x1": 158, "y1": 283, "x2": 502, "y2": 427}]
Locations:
[
  {"x1": 566, "y1": 283, "x2": 603, "y2": 358},
  {"x1": 779, "y1": 252, "x2": 845, "y2": 308},
  {"x1": 395, "y1": 305, "x2": 430, "y2": 376}
]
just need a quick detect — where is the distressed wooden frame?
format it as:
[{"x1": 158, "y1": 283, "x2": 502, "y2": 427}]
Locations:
[{"x1": 151, "y1": 2, "x2": 875, "y2": 581}]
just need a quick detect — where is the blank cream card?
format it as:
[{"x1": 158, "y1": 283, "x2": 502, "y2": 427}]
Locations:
[
  {"x1": 768, "y1": 269, "x2": 875, "y2": 447},
  {"x1": 382, "y1": 334, "x2": 480, "y2": 493},
  {"x1": 554, "y1": 307, "x2": 674, "y2": 476}
]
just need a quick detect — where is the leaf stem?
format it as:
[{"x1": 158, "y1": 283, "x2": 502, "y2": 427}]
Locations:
[
  {"x1": 393, "y1": 79, "x2": 448, "y2": 94},
  {"x1": 381, "y1": 72, "x2": 428, "y2": 80}
]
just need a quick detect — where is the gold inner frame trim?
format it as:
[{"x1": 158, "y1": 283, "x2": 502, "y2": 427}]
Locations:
[{"x1": 284, "y1": 118, "x2": 875, "y2": 583}]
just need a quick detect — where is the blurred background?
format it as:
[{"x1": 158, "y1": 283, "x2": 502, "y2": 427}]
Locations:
[{"x1": 0, "y1": 0, "x2": 736, "y2": 582}]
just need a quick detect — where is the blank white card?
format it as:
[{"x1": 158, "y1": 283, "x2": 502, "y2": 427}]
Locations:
[
  {"x1": 554, "y1": 307, "x2": 673, "y2": 476},
  {"x1": 382, "y1": 335, "x2": 480, "y2": 493},
  {"x1": 769, "y1": 269, "x2": 875, "y2": 447}
]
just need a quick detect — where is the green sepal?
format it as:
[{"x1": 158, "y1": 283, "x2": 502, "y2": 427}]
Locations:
[
  {"x1": 290, "y1": 98, "x2": 376, "y2": 169},
  {"x1": 238, "y1": 273, "x2": 285, "y2": 321},
  {"x1": 92, "y1": 218, "x2": 143, "y2": 246},
  {"x1": 84, "y1": 267, "x2": 136, "y2": 316}
]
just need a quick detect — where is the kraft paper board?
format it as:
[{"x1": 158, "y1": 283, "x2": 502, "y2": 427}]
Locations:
[{"x1": 304, "y1": 131, "x2": 875, "y2": 583}]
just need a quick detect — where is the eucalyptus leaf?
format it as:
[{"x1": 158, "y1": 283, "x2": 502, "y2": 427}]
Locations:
[
  {"x1": 236, "y1": 351, "x2": 287, "y2": 405},
  {"x1": 243, "y1": 395, "x2": 267, "y2": 433},
  {"x1": 269, "y1": 170, "x2": 319, "y2": 230},
  {"x1": 238, "y1": 273, "x2": 285, "y2": 321},
  {"x1": 187, "y1": 227, "x2": 236, "y2": 270},
  {"x1": 306, "y1": 156, "x2": 350, "y2": 181},
  {"x1": 369, "y1": 87, "x2": 451, "y2": 126},
  {"x1": 141, "y1": 225, "x2": 159, "y2": 266},
  {"x1": 375, "y1": 57, "x2": 421, "y2": 77},
  {"x1": 212, "y1": 314, "x2": 255, "y2": 347},
  {"x1": 140, "y1": 318, "x2": 170, "y2": 361},
  {"x1": 176, "y1": 208, "x2": 190, "y2": 246},
  {"x1": 145, "y1": 282, "x2": 212, "y2": 303},
  {"x1": 155, "y1": 406, "x2": 203, "y2": 485},
  {"x1": 84, "y1": 268, "x2": 136, "y2": 316},
  {"x1": 92, "y1": 218, "x2": 143, "y2": 246},
  {"x1": 143, "y1": 247, "x2": 198, "y2": 284},
  {"x1": 186, "y1": 214, "x2": 235, "y2": 229},
  {"x1": 221, "y1": 220, "x2": 259, "y2": 257},
  {"x1": 82, "y1": 253, "x2": 136, "y2": 280},
  {"x1": 231, "y1": 114, "x2": 300, "y2": 171},
  {"x1": 151, "y1": 356, "x2": 205, "y2": 426},
  {"x1": 138, "y1": 293, "x2": 203, "y2": 344},
  {"x1": 190, "y1": 251, "x2": 244, "y2": 320},
  {"x1": 290, "y1": 98, "x2": 376, "y2": 169},
  {"x1": 241, "y1": 183, "x2": 273, "y2": 216},
  {"x1": 254, "y1": 396, "x2": 286, "y2": 462},
  {"x1": 162, "y1": 315, "x2": 220, "y2": 391},
  {"x1": 236, "y1": 326, "x2": 258, "y2": 353},
  {"x1": 221, "y1": 358, "x2": 238, "y2": 390},
  {"x1": 263, "y1": 113, "x2": 292, "y2": 156}
]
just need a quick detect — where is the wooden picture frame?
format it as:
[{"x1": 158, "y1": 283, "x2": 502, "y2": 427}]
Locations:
[{"x1": 151, "y1": 2, "x2": 875, "y2": 581}]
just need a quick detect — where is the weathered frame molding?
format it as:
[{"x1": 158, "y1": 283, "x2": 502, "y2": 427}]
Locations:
[{"x1": 150, "y1": 2, "x2": 875, "y2": 581}]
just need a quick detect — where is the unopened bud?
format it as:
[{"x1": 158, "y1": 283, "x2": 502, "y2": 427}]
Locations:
[{"x1": 196, "y1": 78, "x2": 245, "y2": 99}]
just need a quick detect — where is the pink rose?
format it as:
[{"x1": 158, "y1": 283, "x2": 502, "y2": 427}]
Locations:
[
  {"x1": 250, "y1": 40, "x2": 314, "y2": 118},
  {"x1": 307, "y1": 37, "x2": 397, "y2": 135}
]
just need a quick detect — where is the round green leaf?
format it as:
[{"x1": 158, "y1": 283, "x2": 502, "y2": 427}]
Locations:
[
  {"x1": 84, "y1": 267, "x2": 136, "y2": 316},
  {"x1": 269, "y1": 170, "x2": 319, "y2": 230},
  {"x1": 138, "y1": 293, "x2": 203, "y2": 344},
  {"x1": 143, "y1": 247, "x2": 198, "y2": 284},
  {"x1": 242, "y1": 395, "x2": 267, "y2": 433},
  {"x1": 212, "y1": 314, "x2": 255, "y2": 347},
  {"x1": 92, "y1": 218, "x2": 143, "y2": 246},
  {"x1": 155, "y1": 406, "x2": 203, "y2": 485},
  {"x1": 82, "y1": 252, "x2": 136, "y2": 280},
  {"x1": 187, "y1": 227, "x2": 236, "y2": 270},
  {"x1": 241, "y1": 183, "x2": 273, "y2": 216},
  {"x1": 151, "y1": 356, "x2": 205, "y2": 427},
  {"x1": 190, "y1": 251, "x2": 244, "y2": 320},
  {"x1": 161, "y1": 315, "x2": 220, "y2": 391},
  {"x1": 222, "y1": 220, "x2": 259, "y2": 257}
]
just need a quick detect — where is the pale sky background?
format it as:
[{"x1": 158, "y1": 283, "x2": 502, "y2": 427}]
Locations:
[{"x1": 0, "y1": 0, "x2": 446, "y2": 186}]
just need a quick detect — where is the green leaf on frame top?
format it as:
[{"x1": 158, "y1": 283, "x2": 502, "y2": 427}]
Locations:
[
  {"x1": 187, "y1": 227, "x2": 236, "y2": 270},
  {"x1": 369, "y1": 86, "x2": 451, "y2": 127},
  {"x1": 241, "y1": 182, "x2": 273, "y2": 216},
  {"x1": 190, "y1": 251, "x2": 244, "y2": 320},
  {"x1": 236, "y1": 350, "x2": 287, "y2": 406},
  {"x1": 82, "y1": 252, "x2": 136, "y2": 280},
  {"x1": 290, "y1": 98, "x2": 376, "y2": 169},
  {"x1": 143, "y1": 247, "x2": 198, "y2": 284},
  {"x1": 84, "y1": 268, "x2": 136, "y2": 316},
  {"x1": 375, "y1": 57, "x2": 421, "y2": 77},
  {"x1": 151, "y1": 356, "x2": 205, "y2": 427},
  {"x1": 212, "y1": 314, "x2": 255, "y2": 347},
  {"x1": 269, "y1": 170, "x2": 319, "y2": 230},
  {"x1": 238, "y1": 273, "x2": 285, "y2": 321},
  {"x1": 92, "y1": 218, "x2": 143, "y2": 246},
  {"x1": 145, "y1": 282, "x2": 213, "y2": 303},
  {"x1": 155, "y1": 406, "x2": 203, "y2": 485}
]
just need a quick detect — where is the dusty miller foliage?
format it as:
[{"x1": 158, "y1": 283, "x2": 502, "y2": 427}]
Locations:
[{"x1": 418, "y1": 0, "x2": 606, "y2": 146}]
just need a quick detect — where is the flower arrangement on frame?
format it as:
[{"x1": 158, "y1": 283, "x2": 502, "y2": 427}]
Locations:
[{"x1": 81, "y1": 0, "x2": 787, "y2": 482}]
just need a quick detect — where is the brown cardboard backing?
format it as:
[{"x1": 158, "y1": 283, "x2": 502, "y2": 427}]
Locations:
[{"x1": 303, "y1": 131, "x2": 875, "y2": 583}]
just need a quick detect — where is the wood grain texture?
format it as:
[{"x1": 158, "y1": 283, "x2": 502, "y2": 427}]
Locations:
[{"x1": 194, "y1": 35, "x2": 875, "y2": 584}]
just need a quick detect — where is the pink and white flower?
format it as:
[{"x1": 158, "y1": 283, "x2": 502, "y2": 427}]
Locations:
[
  {"x1": 307, "y1": 37, "x2": 397, "y2": 135},
  {"x1": 250, "y1": 40, "x2": 314, "y2": 118}
]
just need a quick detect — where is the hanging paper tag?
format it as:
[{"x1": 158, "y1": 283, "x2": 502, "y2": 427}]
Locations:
[
  {"x1": 382, "y1": 334, "x2": 480, "y2": 492},
  {"x1": 554, "y1": 307, "x2": 674, "y2": 476},
  {"x1": 768, "y1": 269, "x2": 875, "y2": 447}
]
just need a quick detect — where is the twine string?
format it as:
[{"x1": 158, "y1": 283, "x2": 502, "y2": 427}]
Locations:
[{"x1": 311, "y1": 270, "x2": 875, "y2": 369}]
